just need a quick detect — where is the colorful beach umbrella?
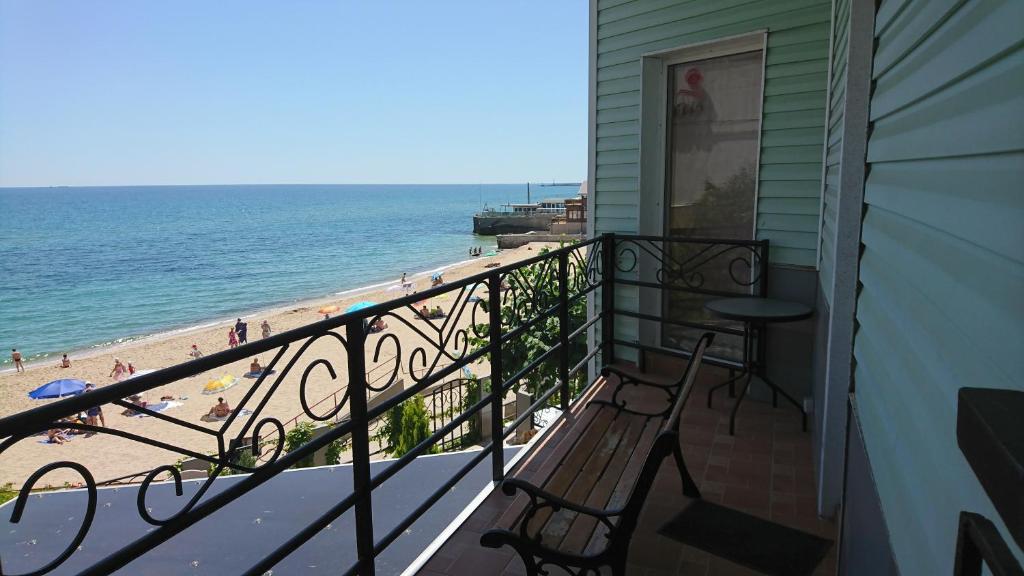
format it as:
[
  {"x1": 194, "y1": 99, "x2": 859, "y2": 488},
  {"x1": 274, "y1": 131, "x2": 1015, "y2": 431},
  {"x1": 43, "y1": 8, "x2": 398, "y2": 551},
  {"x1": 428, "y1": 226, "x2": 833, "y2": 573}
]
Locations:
[
  {"x1": 202, "y1": 374, "x2": 239, "y2": 395},
  {"x1": 345, "y1": 301, "x2": 376, "y2": 313},
  {"x1": 28, "y1": 379, "x2": 88, "y2": 399},
  {"x1": 317, "y1": 305, "x2": 341, "y2": 315}
]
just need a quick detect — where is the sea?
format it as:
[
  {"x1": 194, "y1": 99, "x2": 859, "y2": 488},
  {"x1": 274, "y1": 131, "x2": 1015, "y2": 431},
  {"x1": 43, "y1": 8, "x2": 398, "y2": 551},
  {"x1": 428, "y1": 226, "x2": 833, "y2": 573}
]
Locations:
[{"x1": 0, "y1": 184, "x2": 579, "y2": 368}]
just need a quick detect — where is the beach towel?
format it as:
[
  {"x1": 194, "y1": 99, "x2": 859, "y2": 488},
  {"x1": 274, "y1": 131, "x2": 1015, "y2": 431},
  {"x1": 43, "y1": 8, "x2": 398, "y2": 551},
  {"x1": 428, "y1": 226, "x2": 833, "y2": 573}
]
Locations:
[
  {"x1": 200, "y1": 408, "x2": 252, "y2": 422},
  {"x1": 243, "y1": 369, "x2": 276, "y2": 379},
  {"x1": 129, "y1": 401, "x2": 182, "y2": 417}
]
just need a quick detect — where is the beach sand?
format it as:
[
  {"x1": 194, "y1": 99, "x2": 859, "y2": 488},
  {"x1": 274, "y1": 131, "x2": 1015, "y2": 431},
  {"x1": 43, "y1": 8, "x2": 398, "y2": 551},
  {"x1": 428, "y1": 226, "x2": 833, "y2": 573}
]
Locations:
[{"x1": 0, "y1": 243, "x2": 559, "y2": 487}]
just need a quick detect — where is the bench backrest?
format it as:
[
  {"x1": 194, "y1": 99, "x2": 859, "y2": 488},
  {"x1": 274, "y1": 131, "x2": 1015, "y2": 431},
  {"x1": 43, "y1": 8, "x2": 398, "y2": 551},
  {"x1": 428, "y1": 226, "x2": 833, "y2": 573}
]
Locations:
[
  {"x1": 609, "y1": 332, "x2": 714, "y2": 555},
  {"x1": 662, "y1": 332, "x2": 715, "y2": 435}
]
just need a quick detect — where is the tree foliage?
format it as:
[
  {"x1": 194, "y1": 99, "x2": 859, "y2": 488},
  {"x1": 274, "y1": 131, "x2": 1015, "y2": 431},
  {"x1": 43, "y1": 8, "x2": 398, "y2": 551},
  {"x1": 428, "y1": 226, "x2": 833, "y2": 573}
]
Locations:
[{"x1": 468, "y1": 245, "x2": 590, "y2": 410}]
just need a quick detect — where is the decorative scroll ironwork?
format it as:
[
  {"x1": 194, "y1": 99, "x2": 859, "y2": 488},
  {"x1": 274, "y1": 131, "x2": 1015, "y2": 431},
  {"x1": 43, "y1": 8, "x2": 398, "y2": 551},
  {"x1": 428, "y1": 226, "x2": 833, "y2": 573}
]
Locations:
[
  {"x1": 613, "y1": 236, "x2": 765, "y2": 291},
  {"x1": 0, "y1": 235, "x2": 713, "y2": 575}
]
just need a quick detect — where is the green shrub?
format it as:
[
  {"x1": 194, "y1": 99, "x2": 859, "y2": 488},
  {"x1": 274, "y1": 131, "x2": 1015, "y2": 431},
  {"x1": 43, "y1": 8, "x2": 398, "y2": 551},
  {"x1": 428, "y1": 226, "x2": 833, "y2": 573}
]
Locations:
[
  {"x1": 284, "y1": 422, "x2": 316, "y2": 469},
  {"x1": 0, "y1": 483, "x2": 15, "y2": 506},
  {"x1": 394, "y1": 396, "x2": 439, "y2": 458}
]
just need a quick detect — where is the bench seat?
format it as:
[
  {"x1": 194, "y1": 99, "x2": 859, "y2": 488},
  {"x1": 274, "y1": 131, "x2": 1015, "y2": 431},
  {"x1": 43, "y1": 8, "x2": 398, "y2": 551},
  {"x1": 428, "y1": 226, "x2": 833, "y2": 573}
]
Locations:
[{"x1": 481, "y1": 333, "x2": 714, "y2": 575}]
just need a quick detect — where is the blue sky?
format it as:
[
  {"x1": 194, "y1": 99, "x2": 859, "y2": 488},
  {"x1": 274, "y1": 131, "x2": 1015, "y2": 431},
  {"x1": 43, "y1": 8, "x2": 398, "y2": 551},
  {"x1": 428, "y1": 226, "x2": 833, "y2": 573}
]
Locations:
[{"x1": 0, "y1": 2, "x2": 587, "y2": 187}]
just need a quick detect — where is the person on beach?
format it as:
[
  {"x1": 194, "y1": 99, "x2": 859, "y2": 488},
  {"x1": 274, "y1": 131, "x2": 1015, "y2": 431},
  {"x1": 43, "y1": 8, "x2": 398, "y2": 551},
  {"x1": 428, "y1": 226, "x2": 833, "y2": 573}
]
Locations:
[
  {"x1": 109, "y1": 358, "x2": 127, "y2": 381},
  {"x1": 127, "y1": 362, "x2": 136, "y2": 376},
  {"x1": 249, "y1": 358, "x2": 263, "y2": 374},
  {"x1": 235, "y1": 319, "x2": 248, "y2": 344},
  {"x1": 209, "y1": 397, "x2": 232, "y2": 418},
  {"x1": 47, "y1": 427, "x2": 69, "y2": 444},
  {"x1": 402, "y1": 272, "x2": 412, "y2": 295},
  {"x1": 11, "y1": 349, "x2": 24, "y2": 372},
  {"x1": 189, "y1": 344, "x2": 203, "y2": 359},
  {"x1": 228, "y1": 327, "x2": 239, "y2": 348},
  {"x1": 261, "y1": 320, "x2": 272, "y2": 339},
  {"x1": 84, "y1": 383, "x2": 105, "y2": 428},
  {"x1": 59, "y1": 354, "x2": 71, "y2": 368},
  {"x1": 369, "y1": 318, "x2": 388, "y2": 333}
]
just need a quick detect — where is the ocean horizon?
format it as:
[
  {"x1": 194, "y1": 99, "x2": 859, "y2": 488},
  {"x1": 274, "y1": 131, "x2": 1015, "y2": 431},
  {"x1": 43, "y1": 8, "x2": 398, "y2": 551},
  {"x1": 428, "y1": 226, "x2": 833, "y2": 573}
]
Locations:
[{"x1": 0, "y1": 183, "x2": 578, "y2": 367}]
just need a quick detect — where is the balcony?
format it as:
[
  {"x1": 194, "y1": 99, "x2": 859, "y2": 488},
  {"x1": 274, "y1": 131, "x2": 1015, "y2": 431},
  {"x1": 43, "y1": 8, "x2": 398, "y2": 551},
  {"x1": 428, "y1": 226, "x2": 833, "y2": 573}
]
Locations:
[{"x1": 0, "y1": 235, "x2": 833, "y2": 575}]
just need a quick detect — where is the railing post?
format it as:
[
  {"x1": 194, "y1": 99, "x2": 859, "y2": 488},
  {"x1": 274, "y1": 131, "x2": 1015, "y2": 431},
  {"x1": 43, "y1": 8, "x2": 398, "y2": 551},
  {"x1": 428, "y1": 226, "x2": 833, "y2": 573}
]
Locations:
[
  {"x1": 346, "y1": 319, "x2": 375, "y2": 576},
  {"x1": 488, "y1": 272, "x2": 504, "y2": 482},
  {"x1": 601, "y1": 233, "x2": 616, "y2": 366},
  {"x1": 558, "y1": 251, "x2": 570, "y2": 411}
]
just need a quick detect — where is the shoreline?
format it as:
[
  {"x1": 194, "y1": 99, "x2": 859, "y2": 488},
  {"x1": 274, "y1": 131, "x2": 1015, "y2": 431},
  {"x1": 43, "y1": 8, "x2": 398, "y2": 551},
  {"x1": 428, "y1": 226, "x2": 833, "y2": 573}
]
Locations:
[
  {"x1": 0, "y1": 242, "x2": 560, "y2": 486},
  {"x1": 1, "y1": 254, "x2": 485, "y2": 374}
]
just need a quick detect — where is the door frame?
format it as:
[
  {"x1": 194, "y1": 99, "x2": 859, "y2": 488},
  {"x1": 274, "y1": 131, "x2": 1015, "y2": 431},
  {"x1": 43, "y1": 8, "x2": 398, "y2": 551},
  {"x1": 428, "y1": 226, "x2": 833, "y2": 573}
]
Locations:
[{"x1": 636, "y1": 30, "x2": 768, "y2": 351}]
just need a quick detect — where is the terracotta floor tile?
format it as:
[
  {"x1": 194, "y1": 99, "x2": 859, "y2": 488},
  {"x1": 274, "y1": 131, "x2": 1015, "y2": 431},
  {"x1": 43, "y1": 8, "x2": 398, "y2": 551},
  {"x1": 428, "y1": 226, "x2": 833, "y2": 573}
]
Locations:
[{"x1": 415, "y1": 372, "x2": 836, "y2": 576}]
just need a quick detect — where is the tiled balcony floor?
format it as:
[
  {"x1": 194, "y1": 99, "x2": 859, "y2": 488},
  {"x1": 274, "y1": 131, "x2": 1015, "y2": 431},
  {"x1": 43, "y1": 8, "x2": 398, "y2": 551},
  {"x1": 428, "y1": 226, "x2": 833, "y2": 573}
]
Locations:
[{"x1": 416, "y1": 361, "x2": 837, "y2": 576}]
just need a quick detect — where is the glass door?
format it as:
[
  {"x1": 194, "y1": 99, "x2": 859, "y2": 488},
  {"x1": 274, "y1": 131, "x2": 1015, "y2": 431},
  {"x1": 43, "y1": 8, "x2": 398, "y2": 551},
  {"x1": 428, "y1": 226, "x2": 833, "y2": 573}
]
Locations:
[{"x1": 661, "y1": 48, "x2": 764, "y2": 357}]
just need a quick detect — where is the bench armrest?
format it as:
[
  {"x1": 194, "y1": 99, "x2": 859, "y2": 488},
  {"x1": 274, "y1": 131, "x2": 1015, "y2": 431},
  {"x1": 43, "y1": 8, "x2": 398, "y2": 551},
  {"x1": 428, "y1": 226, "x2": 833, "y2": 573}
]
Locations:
[{"x1": 501, "y1": 478, "x2": 624, "y2": 519}]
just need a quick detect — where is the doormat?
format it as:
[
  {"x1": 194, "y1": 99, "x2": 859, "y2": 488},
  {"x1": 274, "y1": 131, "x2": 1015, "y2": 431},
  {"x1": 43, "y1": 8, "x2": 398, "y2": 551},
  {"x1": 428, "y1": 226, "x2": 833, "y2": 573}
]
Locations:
[{"x1": 658, "y1": 500, "x2": 832, "y2": 576}]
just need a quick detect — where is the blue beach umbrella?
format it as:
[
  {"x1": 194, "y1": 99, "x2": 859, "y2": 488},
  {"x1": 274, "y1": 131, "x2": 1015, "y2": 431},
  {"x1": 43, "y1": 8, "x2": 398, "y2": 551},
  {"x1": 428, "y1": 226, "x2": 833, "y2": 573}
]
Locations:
[
  {"x1": 28, "y1": 379, "x2": 88, "y2": 399},
  {"x1": 346, "y1": 301, "x2": 376, "y2": 313}
]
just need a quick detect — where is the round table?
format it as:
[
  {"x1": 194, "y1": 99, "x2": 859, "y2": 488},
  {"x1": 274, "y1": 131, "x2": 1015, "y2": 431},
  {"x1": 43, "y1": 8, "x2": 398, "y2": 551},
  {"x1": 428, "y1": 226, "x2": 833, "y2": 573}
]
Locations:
[{"x1": 704, "y1": 297, "x2": 812, "y2": 435}]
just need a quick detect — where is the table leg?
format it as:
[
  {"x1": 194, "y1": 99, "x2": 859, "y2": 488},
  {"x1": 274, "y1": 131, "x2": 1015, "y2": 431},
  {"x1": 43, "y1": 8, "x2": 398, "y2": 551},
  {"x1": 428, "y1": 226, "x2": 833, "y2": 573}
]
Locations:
[
  {"x1": 728, "y1": 372, "x2": 754, "y2": 436},
  {"x1": 708, "y1": 321, "x2": 751, "y2": 409}
]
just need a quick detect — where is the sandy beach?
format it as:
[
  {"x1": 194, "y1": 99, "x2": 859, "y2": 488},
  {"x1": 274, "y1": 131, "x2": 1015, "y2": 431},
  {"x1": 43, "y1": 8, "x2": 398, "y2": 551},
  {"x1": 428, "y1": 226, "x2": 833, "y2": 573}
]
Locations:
[{"x1": 0, "y1": 243, "x2": 559, "y2": 488}]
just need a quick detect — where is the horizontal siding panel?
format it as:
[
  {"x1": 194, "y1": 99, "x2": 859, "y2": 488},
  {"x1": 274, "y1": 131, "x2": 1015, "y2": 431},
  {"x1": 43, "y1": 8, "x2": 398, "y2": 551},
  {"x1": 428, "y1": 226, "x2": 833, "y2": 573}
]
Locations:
[
  {"x1": 758, "y1": 180, "x2": 822, "y2": 198},
  {"x1": 598, "y1": 0, "x2": 762, "y2": 40},
  {"x1": 596, "y1": 135, "x2": 640, "y2": 152},
  {"x1": 598, "y1": 77, "x2": 641, "y2": 96},
  {"x1": 872, "y1": 0, "x2": 960, "y2": 77},
  {"x1": 596, "y1": 149, "x2": 638, "y2": 165},
  {"x1": 765, "y1": 246, "x2": 817, "y2": 267},
  {"x1": 756, "y1": 229, "x2": 818, "y2": 250},
  {"x1": 871, "y1": 0, "x2": 1024, "y2": 119},
  {"x1": 757, "y1": 213, "x2": 819, "y2": 232},
  {"x1": 595, "y1": 204, "x2": 638, "y2": 219},
  {"x1": 597, "y1": 4, "x2": 830, "y2": 68},
  {"x1": 597, "y1": 105, "x2": 640, "y2": 124},
  {"x1": 867, "y1": 48, "x2": 1024, "y2": 161},
  {"x1": 761, "y1": 127, "x2": 826, "y2": 147},
  {"x1": 596, "y1": 61, "x2": 640, "y2": 82},
  {"x1": 761, "y1": 145, "x2": 825, "y2": 164},
  {"x1": 595, "y1": 177, "x2": 638, "y2": 192},
  {"x1": 864, "y1": 154, "x2": 1024, "y2": 263},
  {"x1": 759, "y1": 163, "x2": 823, "y2": 181},
  {"x1": 597, "y1": 0, "x2": 635, "y2": 12},
  {"x1": 763, "y1": 72, "x2": 830, "y2": 96},
  {"x1": 765, "y1": 58, "x2": 830, "y2": 78},
  {"x1": 767, "y1": 21, "x2": 831, "y2": 47},
  {"x1": 597, "y1": 0, "x2": 823, "y2": 47},
  {"x1": 860, "y1": 206, "x2": 1024, "y2": 369},
  {"x1": 763, "y1": 90, "x2": 828, "y2": 113},
  {"x1": 597, "y1": 91, "x2": 641, "y2": 110},
  {"x1": 758, "y1": 197, "x2": 821, "y2": 215},
  {"x1": 594, "y1": 218, "x2": 638, "y2": 235},
  {"x1": 766, "y1": 40, "x2": 831, "y2": 65},
  {"x1": 762, "y1": 109, "x2": 826, "y2": 130},
  {"x1": 594, "y1": 189, "x2": 638, "y2": 206},
  {"x1": 598, "y1": 0, "x2": 679, "y2": 25},
  {"x1": 596, "y1": 163, "x2": 639, "y2": 179},
  {"x1": 874, "y1": 0, "x2": 912, "y2": 37},
  {"x1": 597, "y1": 120, "x2": 640, "y2": 137}
]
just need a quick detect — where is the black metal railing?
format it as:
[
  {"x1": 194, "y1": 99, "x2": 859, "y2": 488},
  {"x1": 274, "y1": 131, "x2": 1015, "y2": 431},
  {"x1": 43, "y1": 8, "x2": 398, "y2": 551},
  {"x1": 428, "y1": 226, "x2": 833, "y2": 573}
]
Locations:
[{"x1": 0, "y1": 233, "x2": 766, "y2": 575}]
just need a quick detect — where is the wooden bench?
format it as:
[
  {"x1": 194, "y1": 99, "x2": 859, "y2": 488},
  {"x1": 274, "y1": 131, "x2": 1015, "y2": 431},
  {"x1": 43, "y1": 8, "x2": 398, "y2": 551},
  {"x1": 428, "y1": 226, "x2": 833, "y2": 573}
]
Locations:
[{"x1": 480, "y1": 333, "x2": 714, "y2": 575}]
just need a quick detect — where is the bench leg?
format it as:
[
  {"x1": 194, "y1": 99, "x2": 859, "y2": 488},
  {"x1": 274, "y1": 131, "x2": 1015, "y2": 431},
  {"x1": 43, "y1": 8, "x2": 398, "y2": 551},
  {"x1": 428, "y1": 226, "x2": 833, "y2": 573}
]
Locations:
[{"x1": 672, "y1": 440, "x2": 701, "y2": 499}]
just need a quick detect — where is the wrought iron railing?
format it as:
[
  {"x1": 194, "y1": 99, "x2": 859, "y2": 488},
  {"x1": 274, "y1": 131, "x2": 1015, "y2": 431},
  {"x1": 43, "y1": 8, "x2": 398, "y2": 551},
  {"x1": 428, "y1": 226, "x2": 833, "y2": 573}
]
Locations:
[{"x1": 0, "y1": 233, "x2": 767, "y2": 575}]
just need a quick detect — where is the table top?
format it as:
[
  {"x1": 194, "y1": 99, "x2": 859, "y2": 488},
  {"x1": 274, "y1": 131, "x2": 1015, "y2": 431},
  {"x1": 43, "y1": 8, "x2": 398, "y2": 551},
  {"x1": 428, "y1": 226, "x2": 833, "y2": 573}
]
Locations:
[{"x1": 704, "y1": 297, "x2": 813, "y2": 322}]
